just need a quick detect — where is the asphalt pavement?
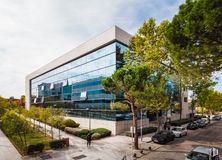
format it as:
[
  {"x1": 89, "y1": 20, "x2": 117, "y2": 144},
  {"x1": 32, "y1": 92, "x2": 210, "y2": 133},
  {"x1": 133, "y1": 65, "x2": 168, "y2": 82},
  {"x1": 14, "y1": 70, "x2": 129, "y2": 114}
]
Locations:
[{"x1": 138, "y1": 120, "x2": 222, "y2": 160}]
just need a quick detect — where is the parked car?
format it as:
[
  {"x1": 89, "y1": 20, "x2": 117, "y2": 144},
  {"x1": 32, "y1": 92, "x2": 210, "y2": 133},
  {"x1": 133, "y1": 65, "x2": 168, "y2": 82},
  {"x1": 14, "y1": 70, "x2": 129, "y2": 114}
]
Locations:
[
  {"x1": 201, "y1": 118, "x2": 210, "y2": 124},
  {"x1": 195, "y1": 119, "x2": 208, "y2": 128},
  {"x1": 185, "y1": 146, "x2": 220, "y2": 160},
  {"x1": 212, "y1": 115, "x2": 221, "y2": 121},
  {"x1": 172, "y1": 127, "x2": 187, "y2": 137},
  {"x1": 187, "y1": 122, "x2": 199, "y2": 130},
  {"x1": 151, "y1": 130, "x2": 175, "y2": 144}
]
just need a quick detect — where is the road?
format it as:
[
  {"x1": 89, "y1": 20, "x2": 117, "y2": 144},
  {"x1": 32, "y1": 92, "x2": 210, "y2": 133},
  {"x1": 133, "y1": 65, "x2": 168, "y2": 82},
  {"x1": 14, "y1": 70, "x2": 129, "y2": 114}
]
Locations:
[{"x1": 138, "y1": 120, "x2": 222, "y2": 160}]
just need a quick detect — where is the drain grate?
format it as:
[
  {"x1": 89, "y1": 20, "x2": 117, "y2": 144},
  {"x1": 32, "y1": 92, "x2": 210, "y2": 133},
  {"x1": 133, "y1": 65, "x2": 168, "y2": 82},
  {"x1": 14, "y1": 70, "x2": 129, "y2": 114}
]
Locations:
[
  {"x1": 39, "y1": 154, "x2": 52, "y2": 160},
  {"x1": 73, "y1": 154, "x2": 87, "y2": 160}
]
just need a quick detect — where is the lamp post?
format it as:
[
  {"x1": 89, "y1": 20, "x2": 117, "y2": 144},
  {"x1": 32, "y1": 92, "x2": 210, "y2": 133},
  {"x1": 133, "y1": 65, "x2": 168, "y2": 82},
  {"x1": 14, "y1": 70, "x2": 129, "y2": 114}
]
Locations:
[{"x1": 86, "y1": 108, "x2": 91, "y2": 131}]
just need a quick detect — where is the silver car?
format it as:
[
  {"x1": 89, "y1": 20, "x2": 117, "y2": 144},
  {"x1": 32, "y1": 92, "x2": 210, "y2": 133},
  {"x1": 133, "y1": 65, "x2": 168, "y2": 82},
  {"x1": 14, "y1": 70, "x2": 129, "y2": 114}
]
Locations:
[
  {"x1": 172, "y1": 127, "x2": 187, "y2": 138},
  {"x1": 185, "y1": 146, "x2": 220, "y2": 160}
]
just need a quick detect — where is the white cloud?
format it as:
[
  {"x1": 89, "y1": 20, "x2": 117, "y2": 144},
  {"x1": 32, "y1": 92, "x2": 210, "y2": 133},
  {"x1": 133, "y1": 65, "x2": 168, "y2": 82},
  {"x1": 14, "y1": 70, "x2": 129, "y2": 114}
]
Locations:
[{"x1": 0, "y1": 0, "x2": 185, "y2": 98}]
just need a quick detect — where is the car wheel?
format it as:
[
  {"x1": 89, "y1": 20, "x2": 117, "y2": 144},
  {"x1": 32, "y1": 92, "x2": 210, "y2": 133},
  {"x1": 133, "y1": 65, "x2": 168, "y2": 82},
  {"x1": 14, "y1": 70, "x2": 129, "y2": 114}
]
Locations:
[{"x1": 179, "y1": 134, "x2": 182, "y2": 138}]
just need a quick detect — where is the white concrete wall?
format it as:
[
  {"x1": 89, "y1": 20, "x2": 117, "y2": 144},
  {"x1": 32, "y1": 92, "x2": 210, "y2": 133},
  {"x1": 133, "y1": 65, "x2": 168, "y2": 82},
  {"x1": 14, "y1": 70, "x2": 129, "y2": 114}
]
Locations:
[
  {"x1": 66, "y1": 116, "x2": 149, "y2": 135},
  {"x1": 182, "y1": 89, "x2": 191, "y2": 118}
]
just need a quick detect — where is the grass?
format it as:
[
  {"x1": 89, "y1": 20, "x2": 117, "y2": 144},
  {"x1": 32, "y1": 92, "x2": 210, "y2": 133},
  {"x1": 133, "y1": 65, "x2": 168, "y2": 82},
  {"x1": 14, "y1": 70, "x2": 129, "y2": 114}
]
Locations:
[
  {"x1": 8, "y1": 130, "x2": 52, "y2": 154},
  {"x1": 25, "y1": 131, "x2": 51, "y2": 150}
]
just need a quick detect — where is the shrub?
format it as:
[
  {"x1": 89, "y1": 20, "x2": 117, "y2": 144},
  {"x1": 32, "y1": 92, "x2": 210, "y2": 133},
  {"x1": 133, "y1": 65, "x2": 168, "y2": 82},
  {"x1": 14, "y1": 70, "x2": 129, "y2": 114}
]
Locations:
[
  {"x1": 62, "y1": 119, "x2": 80, "y2": 128},
  {"x1": 125, "y1": 127, "x2": 157, "y2": 137},
  {"x1": 79, "y1": 129, "x2": 89, "y2": 139},
  {"x1": 27, "y1": 143, "x2": 44, "y2": 155},
  {"x1": 49, "y1": 140, "x2": 64, "y2": 149},
  {"x1": 91, "y1": 128, "x2": 111, "y2": 138},
  {"x1": 92, "y1": 133, "x2": 101, "y2": 140},
  {"x1": 64, "y1": 127, "x2": 81, "y2": 136}
]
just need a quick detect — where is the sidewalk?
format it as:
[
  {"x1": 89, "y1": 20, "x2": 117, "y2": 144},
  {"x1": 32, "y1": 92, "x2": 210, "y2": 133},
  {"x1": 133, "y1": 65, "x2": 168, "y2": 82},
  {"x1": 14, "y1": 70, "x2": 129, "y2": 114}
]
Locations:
[
  {"x1": 26, "y1": 119, "x2": 135, "y2": 160},
  {"x1": 0, "y1": 129, "x2": 22, "y2": 160}
]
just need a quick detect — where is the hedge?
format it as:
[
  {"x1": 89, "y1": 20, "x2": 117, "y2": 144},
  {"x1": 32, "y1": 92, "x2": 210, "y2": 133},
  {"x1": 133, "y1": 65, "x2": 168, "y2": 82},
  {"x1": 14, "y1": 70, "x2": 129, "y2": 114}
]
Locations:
[
  {"x1": 64, "y1": 127, "x2": 81, "y2": 135},
  {"x1": 91, "y1": 128, "x2": 111, "y2": 138},
  {"x1": 125, "y1": 127, "x2": 157, "y2": 137},
  {"x1": 49, "y1": 139, "x2": 64, "y2": 149},
  {"x1": 62, "y1": 119, "x2": 80, "y2": 128},
  {"x1": 27, "y1": 143, "x2": 44, "y2": 155},
  {"x1": 64, "y1": 127, "x2": 111, "y2": 140}
]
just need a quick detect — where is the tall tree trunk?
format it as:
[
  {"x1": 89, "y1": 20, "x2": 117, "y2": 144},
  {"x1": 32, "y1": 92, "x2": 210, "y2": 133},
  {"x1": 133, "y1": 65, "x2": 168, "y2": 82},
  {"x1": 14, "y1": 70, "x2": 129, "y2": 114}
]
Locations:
[
  {"x1": 131, "y1": 104, "x2": 138, "y2": 150},
  {"x1": 191, "y1": 106, "x2": 194, "y2": 122}
]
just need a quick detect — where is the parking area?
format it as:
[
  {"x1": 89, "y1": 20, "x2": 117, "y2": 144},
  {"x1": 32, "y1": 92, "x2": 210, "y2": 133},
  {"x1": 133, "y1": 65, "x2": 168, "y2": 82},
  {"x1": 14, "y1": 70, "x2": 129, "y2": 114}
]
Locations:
[{"x1": 138, "y1": 120, "x2": 222, "y2": 160}]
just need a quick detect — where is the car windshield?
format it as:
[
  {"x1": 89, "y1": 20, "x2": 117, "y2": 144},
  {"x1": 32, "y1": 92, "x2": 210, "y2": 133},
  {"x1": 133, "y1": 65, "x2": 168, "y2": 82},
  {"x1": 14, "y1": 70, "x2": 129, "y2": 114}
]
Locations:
[
  {"x1": 172, "y1": 128, "x2": 182, "y2": 131},
  {"x1": 157, "y1": 131, "x2": 168, "y2": 135},
  {"x1": 187, "y1": 151, "x2": 209, "y2": 160}
]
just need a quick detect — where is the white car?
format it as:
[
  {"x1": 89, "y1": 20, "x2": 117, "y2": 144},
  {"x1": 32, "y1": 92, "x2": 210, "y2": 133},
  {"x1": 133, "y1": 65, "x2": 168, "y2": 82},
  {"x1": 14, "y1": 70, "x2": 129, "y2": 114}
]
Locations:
[
  {"x1": 172, "y1": 127, "x2": 187, "y2": 138},
  {"x1": 185, "y1": 146, "x2": 220, "y2": 160}
]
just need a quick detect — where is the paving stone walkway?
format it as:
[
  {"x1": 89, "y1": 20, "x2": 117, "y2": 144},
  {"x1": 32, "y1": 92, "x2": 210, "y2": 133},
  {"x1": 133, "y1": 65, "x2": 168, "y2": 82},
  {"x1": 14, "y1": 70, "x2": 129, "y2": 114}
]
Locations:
[{"x1": 0, "y1": 129, "x2": 22, "y2": 160}]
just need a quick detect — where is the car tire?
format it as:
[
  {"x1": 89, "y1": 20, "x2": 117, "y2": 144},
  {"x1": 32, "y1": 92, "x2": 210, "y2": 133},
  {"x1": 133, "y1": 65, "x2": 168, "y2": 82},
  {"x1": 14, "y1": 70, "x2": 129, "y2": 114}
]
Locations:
[{"x1": 179, "y1": 134, "x2": 181, "y2": 138}]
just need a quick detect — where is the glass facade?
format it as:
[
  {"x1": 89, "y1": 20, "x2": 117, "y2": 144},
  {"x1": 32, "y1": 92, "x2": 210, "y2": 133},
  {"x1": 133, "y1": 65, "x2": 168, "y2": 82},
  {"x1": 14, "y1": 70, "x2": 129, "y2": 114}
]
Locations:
[{"x1": 30, "y1": 42, "x2": 127, "y2": 110}]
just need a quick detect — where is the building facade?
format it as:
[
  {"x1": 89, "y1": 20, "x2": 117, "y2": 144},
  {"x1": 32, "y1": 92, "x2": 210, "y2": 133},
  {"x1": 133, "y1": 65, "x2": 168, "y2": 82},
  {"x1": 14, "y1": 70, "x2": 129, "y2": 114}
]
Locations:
[
  {"x1": 26, "y1": 26, "x2": 130, "y2": 110},
  {"x1": 26, "y1": 26, "x2": 190, "y2": 134}
]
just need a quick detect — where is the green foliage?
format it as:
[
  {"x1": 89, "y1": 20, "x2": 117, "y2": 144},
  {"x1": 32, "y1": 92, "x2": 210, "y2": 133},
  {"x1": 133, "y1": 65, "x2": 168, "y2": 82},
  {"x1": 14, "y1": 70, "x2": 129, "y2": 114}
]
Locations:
[
  {"x1": 49, "y1": 139, "x2": 64, "y2": 149},
  {"x1": 1, "y1": 110, "x2": 31, "y2": 151},
  {"x1": 27, "y1": 143, "x2": 44, "y2": 155},
  {"x1": 110, "y1": 102, "x2": 129, "y2": 111},
  {"x1": 91, "y1": 133, "x2": 101, "y2": 140},
  {"x1": 166, "y1": 0, "x2": 222, "y2": 76},
  {"x1": 64, "y1": 127, "x2": 111, "y2": 140},
  {"x1": 64, "y1": 127, "x2": 81, "y2": 135},
  {"x1": 62, "y1": 119, "x2": 80, "y2": 128},
  {"x1": 124, "y1": 18, "x2": 170, "y2": 71},
  {"x1": 91, "y1": 128, "x2": 111, "y2": 138},
  {"x1": 205, "y1": 90, "x2": 222, "y2": 113},
  {"x1": 190, "y1": 77, "x2": 216, "y2": 115}
]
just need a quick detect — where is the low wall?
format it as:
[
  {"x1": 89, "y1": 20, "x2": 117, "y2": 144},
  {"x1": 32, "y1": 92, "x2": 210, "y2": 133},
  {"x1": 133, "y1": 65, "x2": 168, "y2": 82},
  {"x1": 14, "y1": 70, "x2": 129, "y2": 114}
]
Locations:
[{"x1": 66, "y1": 116, "x2": 149, "y2": 135}]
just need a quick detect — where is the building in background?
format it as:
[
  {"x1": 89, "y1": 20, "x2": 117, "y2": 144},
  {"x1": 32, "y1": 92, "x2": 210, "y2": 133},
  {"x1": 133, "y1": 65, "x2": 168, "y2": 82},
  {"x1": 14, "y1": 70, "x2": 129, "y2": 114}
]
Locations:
[{"x1": 25, "y1": 26, "x2": 190, "y2": 134}]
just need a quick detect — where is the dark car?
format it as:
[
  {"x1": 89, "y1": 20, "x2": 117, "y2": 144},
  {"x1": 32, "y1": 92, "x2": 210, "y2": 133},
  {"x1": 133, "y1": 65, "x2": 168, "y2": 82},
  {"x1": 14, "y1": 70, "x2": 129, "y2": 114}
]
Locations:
[
  {"x1": 151, "y1": 130, "x2": 175, "y2": 144},
  {"x1": 212, "y1": 115, "x2": 221, "y2": 121},
  {"x1": 196, "y1": 120, "x2": 208, "y2": 128},
  {"x1": 187, "y1": 122, "x2": 199, "y2": 130}
]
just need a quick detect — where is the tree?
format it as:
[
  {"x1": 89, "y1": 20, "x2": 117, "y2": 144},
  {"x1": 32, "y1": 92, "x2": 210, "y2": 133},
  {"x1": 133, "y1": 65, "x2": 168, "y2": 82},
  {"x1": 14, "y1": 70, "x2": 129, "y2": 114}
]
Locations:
[
  {"x1": 28, "y1": 106, "x2": 41, "y2": 130},
  {"x1": 166, "y1": 0, "x2": 222, "y2": 76},
  {"x1": 124, "y1": 18, "x2": 170, "y2": 71},
  {"x1": 134, "y1": 72, "x2": 170, "y2": 131},
  {"x1": 0, "y1": 96, "x2": 10, "y2": 116},
  {"x1": 205, "y1": 90, "x2": 222, "y2": 114},
  {"x1": 48, "y1": 108, "x2": 64, "y2": 139},
  {"x1": 191, "y1": 78, "x2": 216, "y2": 116},
  {"x1": 20, "y1": 95, "x2": 25, "y2": 107},
  {"x1": 40, "y1": 107, "x2": 52, "y2": 136},
  {"x1": 1, "y1": 110, "x2": 31, "y2": 151},
  {"x1": 124, "y1": 18, "x2": 186, "y2": 125},
  {"x1": 110, "y1": 102, "x2": 129, "y2": 111},
  {"x1": 102, "y1": 65, "x2": 152, "y2": 149}
]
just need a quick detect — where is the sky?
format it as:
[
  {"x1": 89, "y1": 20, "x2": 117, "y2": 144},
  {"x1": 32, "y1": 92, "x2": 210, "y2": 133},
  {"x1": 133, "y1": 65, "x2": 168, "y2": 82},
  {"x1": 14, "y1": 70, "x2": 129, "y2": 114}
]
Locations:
[{"x1": 0, "y1": 0, "x2": 221, "y2": 98}]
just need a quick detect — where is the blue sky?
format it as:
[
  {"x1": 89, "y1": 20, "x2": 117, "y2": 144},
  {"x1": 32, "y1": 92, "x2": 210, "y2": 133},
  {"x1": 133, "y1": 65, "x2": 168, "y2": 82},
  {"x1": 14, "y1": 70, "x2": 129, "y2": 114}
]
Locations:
[{"x1": 0, "y1": 0, "x2": 221, "y2": 98}]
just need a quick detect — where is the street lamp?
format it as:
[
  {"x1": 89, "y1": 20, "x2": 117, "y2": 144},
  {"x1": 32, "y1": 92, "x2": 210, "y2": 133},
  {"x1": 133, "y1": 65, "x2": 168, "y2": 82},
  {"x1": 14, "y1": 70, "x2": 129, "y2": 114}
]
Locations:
[{"x1": 86, "y1": 108, "x2": 91, "y2": 131}]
